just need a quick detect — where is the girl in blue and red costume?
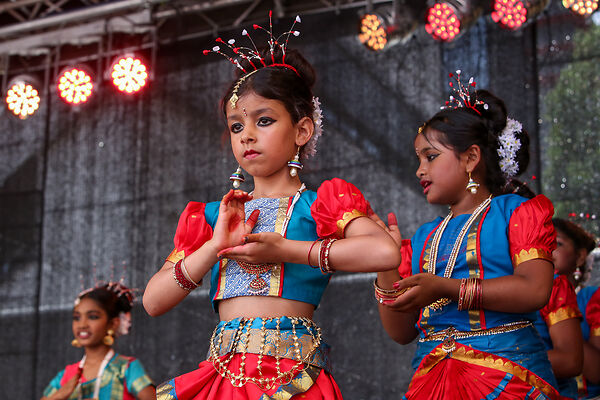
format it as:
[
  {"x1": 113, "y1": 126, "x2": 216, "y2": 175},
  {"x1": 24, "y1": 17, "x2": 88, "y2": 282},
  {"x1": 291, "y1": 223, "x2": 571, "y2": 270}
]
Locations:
[
  {"x1": 143, "y1": 14, "x2": 400, "y2": 400},
  {"x1": 373, "y1": 79, "x2": 566, "y2": 399},
  {"x1": 552, "y1": 218, "x2": 600, "y2": 399},
  {"x1": 42, "y1": 283, "x2": 155, "y2": 400}
]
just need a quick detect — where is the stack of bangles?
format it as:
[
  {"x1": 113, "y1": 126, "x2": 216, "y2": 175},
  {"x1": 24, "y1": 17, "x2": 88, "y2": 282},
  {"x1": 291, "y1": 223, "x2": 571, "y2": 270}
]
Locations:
[
  {"x1": 457, "y1": 277, "x2": 483, "y2": 310},
  {"x1": 373, "y1": 279, "x2": 407, "y2": 304},
  {"x1": 307, "y1": 238, "x2": 337, "y2": 275},
  {"x1": 172, "y1": 258, "x2": 201, "y2": 291}
]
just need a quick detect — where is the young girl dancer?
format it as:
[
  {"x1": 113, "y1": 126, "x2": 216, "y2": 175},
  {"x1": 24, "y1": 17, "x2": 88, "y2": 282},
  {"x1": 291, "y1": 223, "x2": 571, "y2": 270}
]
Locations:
[
  {"x1": 374, "y1": 74, "x2": 565, "y2": 399},
  {"x1": 143, "y1": 14, "x2": 400, "y2": 400},
  {"x1": 42, "y1": 282, "x2": 155, "y2": 400},
  {"x1": 552, "y1": 218, "x2": 599, "y2": 399}
]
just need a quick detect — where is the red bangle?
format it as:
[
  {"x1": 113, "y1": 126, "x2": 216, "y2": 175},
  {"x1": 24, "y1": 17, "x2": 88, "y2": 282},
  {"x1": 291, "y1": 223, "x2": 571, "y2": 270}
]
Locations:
[
  {"x1": 307, "y1": 239, "x2": 321, "y2": 268},
  {"x1": 173, "y1": 259, "x2": 196, "y2": 291}
]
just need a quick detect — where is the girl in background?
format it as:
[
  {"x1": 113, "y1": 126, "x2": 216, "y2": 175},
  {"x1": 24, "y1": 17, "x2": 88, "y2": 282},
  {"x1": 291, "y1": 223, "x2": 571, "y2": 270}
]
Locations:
[
  {"x1": 552, "y1": 218, "x2": 600, "y2": 399},
  {"x1": 42, "y1": 282, "x2": 155, "y2": 400},
  {"x1": 373, "y1": 75, "x2": 564, "y2": 399},
  {"x1": 143, "y1": 13, "x2": 400, "y2": 400}
]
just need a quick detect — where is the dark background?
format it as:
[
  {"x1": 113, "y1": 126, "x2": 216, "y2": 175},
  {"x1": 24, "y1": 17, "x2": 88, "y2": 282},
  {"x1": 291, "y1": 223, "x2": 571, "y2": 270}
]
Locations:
[{"x1": 1, "y1": 2, "x2": 598, "y2": 399}]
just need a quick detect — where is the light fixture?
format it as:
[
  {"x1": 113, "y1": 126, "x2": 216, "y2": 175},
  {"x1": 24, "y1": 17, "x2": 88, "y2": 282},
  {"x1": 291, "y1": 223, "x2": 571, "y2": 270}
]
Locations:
[
  {"x1": 358, "y1": 1, "x2": 418, "y2": 51},
  {"x1": 425, "y1": 1, "x2": 481, "y2": 42},
  {"x1": 109, "y1": 55, "x2": 148, "y2": 94},
  {"x1": 562, "y1": 0, "x2": 598, "y2": 17},
  {"x1": 57, "y1": 66, "x2": 94, "y2": 105},
  {"x1": 5, "y1": 76, "x2": 41, "y2": 119},
  {"x1": 491, "y1": 0, "x2": 528, "y2": 30}
]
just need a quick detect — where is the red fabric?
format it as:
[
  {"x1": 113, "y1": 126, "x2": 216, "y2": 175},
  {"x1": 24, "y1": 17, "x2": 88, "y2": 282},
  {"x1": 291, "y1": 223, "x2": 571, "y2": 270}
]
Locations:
[
  {"x1": 310, "y1": 178, "x2": 368, "y2": 239},
  {"x1": 172, "y1": 202, "x2": 213, "y2": 258},
  {"x1": 399, "y1": 239, "x2": 413, "y2": 278},
  {"x1": 169, "y1": 354, "x2": 342, "y2": 400},
  {"x1": 508, "y1": 195, "x2": 556, "y2": 265},
  {"x1": 587, "y1": 289, "x2": 600, "y2": 332},
  {"x1": 405, "y1": 344, "x2": 566, "y2": 400},
  {"x1": 60, "y1": 362, "x2": 82, "y2": 385},
  {"x1": 540, "y1": 275, "x2": 581, "y2": 325}
]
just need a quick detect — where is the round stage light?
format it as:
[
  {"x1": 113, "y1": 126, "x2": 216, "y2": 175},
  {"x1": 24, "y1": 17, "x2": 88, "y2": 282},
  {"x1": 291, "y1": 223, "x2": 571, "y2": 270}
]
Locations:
[
  {"x1": 425, "y1": 2, "x2": 461, "y2": 42},
  {"x1": 563, "y1": 0, "x2": 598, "y2": 16},
  {"x1": 6, "y1": 80, "x2": 41, "y2": 119},
  {"x1": 491, "y1": 0, "x2": 528, "y2": 30},
  {"x1": 358, "y1": 13, "x2": 388, "y2": 51},
  {"x1": 110, "y1": 56, "x2": 148, "y2": 94},
  {"x1": 58, "y1": 68, "x2": 94, "y2": 105}
]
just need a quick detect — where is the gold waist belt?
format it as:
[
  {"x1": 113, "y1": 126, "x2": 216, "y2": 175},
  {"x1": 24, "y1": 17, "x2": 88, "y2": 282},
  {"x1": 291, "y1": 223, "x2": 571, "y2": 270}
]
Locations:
[
  {"x1": 419, "y1": 321, "x2": 532, "y2": 353},
  {"x1": 208, "y1": 316, "x2": 327, "y2": 389}
]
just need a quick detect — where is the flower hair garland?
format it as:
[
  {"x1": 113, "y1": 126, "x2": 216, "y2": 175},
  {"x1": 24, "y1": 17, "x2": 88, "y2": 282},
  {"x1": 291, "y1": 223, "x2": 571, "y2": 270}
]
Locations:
[
  {"x1": 303, "y1": 96, "x2": 323, "y2": 158},
  {"x1": 497, "y1": 117, "x2": 522, "y2": 178}
]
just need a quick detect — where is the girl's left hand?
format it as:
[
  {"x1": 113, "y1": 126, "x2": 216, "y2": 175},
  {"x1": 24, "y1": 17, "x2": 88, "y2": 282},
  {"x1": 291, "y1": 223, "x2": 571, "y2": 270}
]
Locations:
[
  {"x1": 382, "y1": 273, "x2": 447, "y2": 312},
  {"x1": 217, "y1": 232, "x2": 286, "y2": 264}
]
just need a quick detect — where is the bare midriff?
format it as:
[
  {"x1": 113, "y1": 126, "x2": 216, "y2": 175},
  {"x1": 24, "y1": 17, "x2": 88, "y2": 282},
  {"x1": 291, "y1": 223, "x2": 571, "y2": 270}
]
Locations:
[{"x1": 218, "y1": 296, "x2": 315, "y2": 321}]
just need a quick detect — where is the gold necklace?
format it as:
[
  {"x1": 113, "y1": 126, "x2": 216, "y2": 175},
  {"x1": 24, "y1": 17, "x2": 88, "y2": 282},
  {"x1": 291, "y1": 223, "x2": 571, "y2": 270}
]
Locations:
[{"x1": 426, "y1": 196, "x2": 492, "y2": 310}]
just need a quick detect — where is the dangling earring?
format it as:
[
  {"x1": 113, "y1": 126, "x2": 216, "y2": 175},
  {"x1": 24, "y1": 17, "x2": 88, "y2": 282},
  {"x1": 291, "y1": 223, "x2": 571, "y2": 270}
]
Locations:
[
  {"x1": 103, "y1": 329, "x2": 114, "y2": 346},
  {"x1": 573, "y1": 267, "x2": 582, "y2": 282},
  {"x1": 71, "y1": 338, "x2": 81, "y2": 348},
  {"x1": 229, "y1": 166, "x2": 245, "y2": 188},
  {"x1": 288, "y1": 148, "x2": 303, "y2": 177},
  {"x1": 466, "y1": 171, "x2": 479, "y2": 194}
]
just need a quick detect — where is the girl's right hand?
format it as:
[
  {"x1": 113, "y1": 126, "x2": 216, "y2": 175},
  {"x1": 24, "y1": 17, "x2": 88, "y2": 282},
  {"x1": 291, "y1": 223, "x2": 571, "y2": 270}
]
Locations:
[
  {"x1": 211, "y1": 190, "x2": 260, "y2": 253},
  {"x1": 48, "y1": 368, "x2": 81, "y2": 400}
]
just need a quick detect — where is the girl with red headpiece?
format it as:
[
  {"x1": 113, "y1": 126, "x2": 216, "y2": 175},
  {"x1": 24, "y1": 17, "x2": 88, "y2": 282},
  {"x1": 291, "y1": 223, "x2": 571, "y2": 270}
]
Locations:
[
  {"x1": 372, "y1": 79, "x2": 566, "y2": 399},
  {"x1": 143, "y1": 14, "x2": 400, "y2": 400}
]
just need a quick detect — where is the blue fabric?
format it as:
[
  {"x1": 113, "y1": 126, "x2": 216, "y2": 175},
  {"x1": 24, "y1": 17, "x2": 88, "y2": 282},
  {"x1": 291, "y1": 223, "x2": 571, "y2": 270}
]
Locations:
[
  {"x1": 577, "y1": 286, "x2": 600, "y2": 399},
  {"x1": 409, "y1": 194, "x2": 559, "y2": 393},
  {"x1": 207, "y1": 190, "x2": 331, "y2": 311}
]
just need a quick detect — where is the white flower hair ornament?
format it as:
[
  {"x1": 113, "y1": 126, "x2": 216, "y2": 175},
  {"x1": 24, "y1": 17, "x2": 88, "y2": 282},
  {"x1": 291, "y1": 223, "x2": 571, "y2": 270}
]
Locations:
[
  {"x1": 117, "y1": 311, "x2": 132, "y2": 336},
  {"x1": 302, "y1": 96, "x2": 323, "y2": 158},
  {"x1": 497, "y1": 117, "x2": 522, "y2": 179}
]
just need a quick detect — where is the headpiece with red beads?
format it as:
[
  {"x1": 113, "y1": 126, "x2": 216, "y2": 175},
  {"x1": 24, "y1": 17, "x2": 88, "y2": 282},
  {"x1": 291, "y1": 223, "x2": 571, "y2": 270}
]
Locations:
[{"x1": 442, "y1": 70, "x2": 488, "y2": 115}]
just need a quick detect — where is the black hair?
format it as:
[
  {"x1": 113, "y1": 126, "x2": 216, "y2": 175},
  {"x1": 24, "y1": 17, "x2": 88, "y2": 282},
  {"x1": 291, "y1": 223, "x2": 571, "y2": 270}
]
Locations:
[
  {"x1": 553, "y1": 218, "x2": 597, "y2": 254},
  {"x1": 420, "y1": 90, "x2": 530, "y2": 195},
  {"x1": 220, "y1": 46, "x2": 316, "y2": 158},
  {"x1": 78, "y1": 283, "x2": 133, "y2": 319},
  {"x1": 504, "y1": 178, "x2": 536, "y2": 199}
]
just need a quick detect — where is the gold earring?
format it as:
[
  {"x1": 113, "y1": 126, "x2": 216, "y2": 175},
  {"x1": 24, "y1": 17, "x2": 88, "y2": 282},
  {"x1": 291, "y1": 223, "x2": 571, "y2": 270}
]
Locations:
[
  {"x1": 466, "y1": 171, "x2": 479, "y2": 194},
  {"x1": 103, "y1": 329, "x2": 114, "y2": 346},
  {"x1": 71, "y1": 338, "x2": 81, "y2": 348},
  {"x1": 287, "y1": 147, "x2": 303, "y2": 177}
]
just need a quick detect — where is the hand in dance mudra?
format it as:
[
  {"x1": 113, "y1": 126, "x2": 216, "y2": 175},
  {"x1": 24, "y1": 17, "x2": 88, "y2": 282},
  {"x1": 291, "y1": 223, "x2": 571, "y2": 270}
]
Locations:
[{"x1": 213, "y1": 189, "x2": 260, "y2": 256}]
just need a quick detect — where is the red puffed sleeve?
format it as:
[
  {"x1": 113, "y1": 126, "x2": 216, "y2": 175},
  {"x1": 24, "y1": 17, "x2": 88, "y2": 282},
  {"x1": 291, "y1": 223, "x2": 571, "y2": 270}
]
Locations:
[
  {"x1": 508, "y1": 195, "x2": 556, "y2": 267},
  {"x1": 165, "y1": 202, "x2": 213, "y2": 264},
  {"x1": 586, "y1": 289, "x2": 600, "y2": 337},
  {"x1": 398, "y1": 239, "x2": 413, "y2": 278},
  {"x1": 310, "y1": 178, "x2": 369, "y2": 239},
  {"x1": 540, "y1": 275, "x2": 582, "y2": 327}
]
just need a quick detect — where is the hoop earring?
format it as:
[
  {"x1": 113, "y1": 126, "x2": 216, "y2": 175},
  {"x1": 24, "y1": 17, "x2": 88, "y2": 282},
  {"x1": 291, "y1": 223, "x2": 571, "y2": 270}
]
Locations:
[
  {"x1": 466, "y1": 171, "x2": 479, "y2": 194},
  {"x1": 71, "y1": 338, "x2": 82, "y2": 348},
  {"x1": 288, "y1": 147, "x2": 303, "y2": 177},
  {"x1": 103, "y1": 329, "x2": 114, "y2": 346},
  {"x1": 229, "y1": 166, "x2": 245, "y2": 188}
]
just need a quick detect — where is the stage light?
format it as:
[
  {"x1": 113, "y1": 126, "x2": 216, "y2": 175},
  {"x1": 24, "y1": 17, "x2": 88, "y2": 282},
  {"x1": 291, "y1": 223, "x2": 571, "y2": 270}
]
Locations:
[
  {"x1": 5, "y1": 77, "x2": 41, "y2": 119},
  {"x1": 425, "y1": 2, "x2": 461, "y2": 41},
  {"x1": 57, "y1": 67, "x2": 94, "y2": 105},
  {"x1": 491, "y1": 0, "x2": 528, "y2": 30},
  {"x1": 110, "y1": 55, "x2": 148, "y2": 94},
  {"x1": 358, "y1": 6, "x2": 417, "y2": 51},
  {"x1": 562, "y1": 0, "x2": 598, "y2": 16},
  {"x1": 425, "y1": 1, "x2": 482, "y2": 42}
]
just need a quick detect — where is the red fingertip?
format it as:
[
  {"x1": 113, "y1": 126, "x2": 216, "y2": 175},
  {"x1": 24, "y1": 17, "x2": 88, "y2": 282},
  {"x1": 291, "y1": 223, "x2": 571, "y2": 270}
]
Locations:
[{"x1": 388, "y1": 212, "x2": 398, "y2": 227}]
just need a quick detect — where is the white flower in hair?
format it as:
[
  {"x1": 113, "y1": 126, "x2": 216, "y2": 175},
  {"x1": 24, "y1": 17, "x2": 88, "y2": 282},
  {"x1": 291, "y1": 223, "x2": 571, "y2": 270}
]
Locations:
[
  {"x1": 497, "y1": 117, "x2": 522, "y2": 179},
  {"x1": 303, "y1": 96, "x2": 323, "y2": 158}
]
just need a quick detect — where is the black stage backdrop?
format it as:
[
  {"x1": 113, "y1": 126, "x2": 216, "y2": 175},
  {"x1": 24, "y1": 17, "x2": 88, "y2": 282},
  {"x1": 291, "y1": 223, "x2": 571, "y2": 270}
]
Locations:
[{"x1": 1, "y1": 4, "x2": 596, "y2": 399}]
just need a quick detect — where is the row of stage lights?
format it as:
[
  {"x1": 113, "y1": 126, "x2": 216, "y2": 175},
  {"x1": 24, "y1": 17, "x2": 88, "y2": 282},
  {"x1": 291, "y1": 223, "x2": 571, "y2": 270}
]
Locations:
[
  {"x1": 359, "y1": 0, "x2": 598, "y2": 50},
  {"x1": 6, "y1": 55, "x2": 148, "y2": 120}
]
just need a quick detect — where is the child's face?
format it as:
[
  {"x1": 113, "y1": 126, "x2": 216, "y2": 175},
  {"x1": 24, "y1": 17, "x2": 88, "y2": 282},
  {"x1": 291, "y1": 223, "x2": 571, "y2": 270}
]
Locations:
[
  {"x1": 414, "y1": 130, "x2": 469, "y2": 206},
  {"x1": 226, "y1": 92, "x2": 299, "y2": 180},
  {"x1": 72, "y1": 298, "x2": 111, "y2": 348},
  {"x1": 553, "y1": 230, "x2": 580, "y2": 275}
]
